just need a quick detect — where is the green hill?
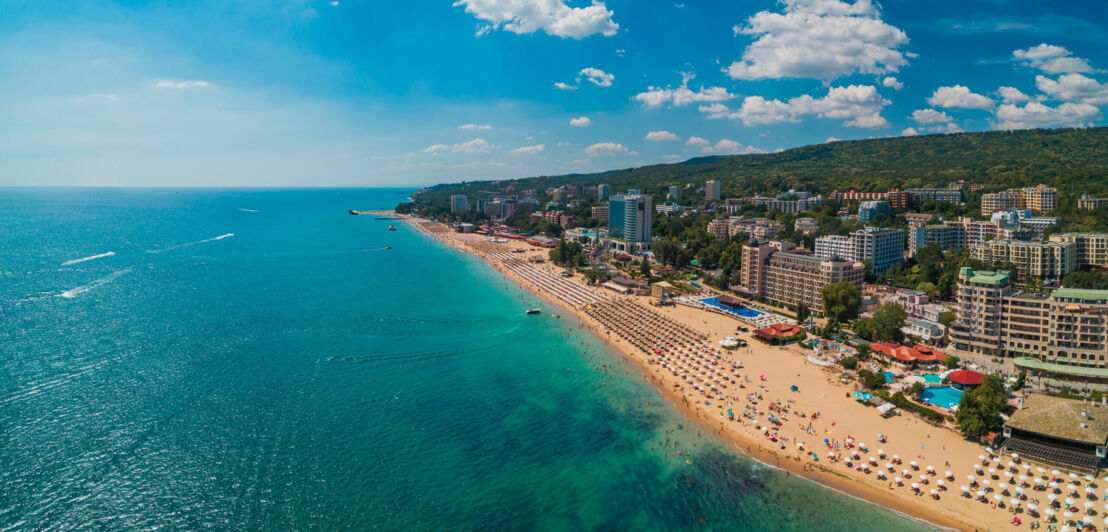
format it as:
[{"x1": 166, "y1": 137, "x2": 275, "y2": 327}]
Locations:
[{"x1": 415, "y1": 127, "x2": 1108, "y2": 202}]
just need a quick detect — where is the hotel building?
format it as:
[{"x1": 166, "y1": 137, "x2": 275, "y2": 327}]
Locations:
[
  {"x1": 450, "y1": 194, "x2": 468, "y2": 214},
  {"x1": 597, "y1": 184, "x2": 611, "y2": 201},
  {"x1": 814, "y1": 227, "x2": 905, "y2": 275},
  {"x1": 970, "y1": 239, "x2": 1076, "y2": 280},
  {"x1": 1078, "y1": 194, "x2": 1108, "y2": 210},
  {"x1": 739, "y1": 239, "x2": 865, "y2": 314},
  {"x1": 1049, "y1": 233, "x2": 1108, "y2": 269},
  {"x1": 950, "y1": 268, "x2": 1108, "y2": 381},
  {"x1": 608, "y1": 194, "x2": 653, "y2": 243},
  {"x1": 705, "y1": 180, "x2": 721, "y2": 201},
  {"x1": 982, "y1": 184, "x2": 1058, "y2": 215}
]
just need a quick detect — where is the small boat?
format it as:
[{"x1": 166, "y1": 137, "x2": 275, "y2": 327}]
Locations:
[
  {"x1": 525, "y1": 309, "x2": 541, "y2": 315},
  {"x1": 385, "y1": 246, "x2": 392, "y2": 250},
  {"x1": 388, "y1": 225, "x2": 397, "y2": 231},
  {"x1": 349, "y1": 210, "x2": 371, "y2": 215}
]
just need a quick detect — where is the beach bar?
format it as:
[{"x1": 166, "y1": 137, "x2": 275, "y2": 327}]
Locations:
[{"x1": 1000, "y1": 394, "x2": 1108, "y2": 474}]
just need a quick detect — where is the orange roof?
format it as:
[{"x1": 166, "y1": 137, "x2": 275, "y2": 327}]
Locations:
[
  {"x1": 870, "y1": 342, "x2": 945, "y2": 363},
  {"x1": 755, "y1": 323, "x2": 802, "y2": 338}
]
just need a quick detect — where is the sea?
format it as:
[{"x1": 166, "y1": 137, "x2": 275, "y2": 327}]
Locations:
[{"x1": 0, "y1": 188, "x2": 931, "y2": 530}]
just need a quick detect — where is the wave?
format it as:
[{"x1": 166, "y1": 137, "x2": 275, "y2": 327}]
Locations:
[
  {"x1": 59, "y1": 268, "x2": 132, "y2": 299},
  {"x1": 238, "y1": 209, "x2": 259, "y2": 213},
  {"x1": 147, "y1": 233, "x2": 234, "y2": 254},
  {"x1": 61, "y1": 251, "x2": 116, "y2": 266}
]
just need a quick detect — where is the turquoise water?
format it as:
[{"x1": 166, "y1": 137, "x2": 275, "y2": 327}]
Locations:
[
  {"x1": 700, "y1": 297, "x2": 765, "y2": 318},
  {"x1": 0, "y1": 188, "x2": 930, "y2": 530},
  {"x1": 920, "y1": 386, "x2": 964, "y2": 409},
  {"x1": 883, "y1": 372, "x2": 896, "y2": 383},
  {"x1": 918, "y1": 374, "x2": 944, "y2": 384}
]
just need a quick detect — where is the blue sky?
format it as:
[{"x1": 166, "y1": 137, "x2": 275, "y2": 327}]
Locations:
[{"x1": 2, "y1": 0, "x2": 1108, "y2": 187}]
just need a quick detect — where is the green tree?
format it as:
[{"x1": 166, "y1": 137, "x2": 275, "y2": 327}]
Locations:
[
  {"x1": 938, "y1": 311, "x2": 957, "y2": 328},
  {"x1": 908, "y1": 381, "x2": 926, "y2": 400},
  {"x1": 943, "y1": 355, "x2": 960, "y2": 368},
  {"x1": 840, "y1": 357, "x2": 858, "y2": 370},
  {"x1": 870, "y1": 303, "x2": 908, "y2": 342},
  {"x1": 821, "y1": 281, "x2": 861, "y2": 323},
  {"x1": 955, "y1": 374, "x2": 1008, "y2": 439},
  {"x1": 639, "y1": 258, "x2": 652, "y2": 280},
  {"x1": 796, "y1": 303, "x2": 810, "y2": 325},
  {"x1": 855, "y1": 343, "x2": 872, "y2": 361},
  {"x1": 719, "y1": 242, "x2": 744, "y2": 274},
  {"x1": 852, "y1": 317, "x2": 874, "y2": 341},
  {"x1": 858, "y1": 369, "x2": 887, "y2": 391}
]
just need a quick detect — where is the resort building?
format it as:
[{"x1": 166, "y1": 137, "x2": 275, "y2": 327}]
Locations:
[
  {"x1": 1048, "y1": 233, "x2": 1108, "y2": 270},
  {"x1": 829, "y1": 190, "x2": 886, "y2": 202},
  {"x1": 655, "y1": 202, "x2": 686, "y2": 214},
  {"x1": 551, "y1": 188, "x2": 568, "y2": 202},
  {"x1": 857, "y1": 200, "x2": 891, "y2": 222},
  {"x1": 794, "y1": 217, "x2": 819, "y2": 234},
  {"x1": 869, "y1": 342, "x2": 946, "y2": 367},
  {"x1": 739, "y1": 239, "x2": 865, "y2": 314},
  {"x1": 591, "y1": 205, "x2": 609, "y2": 224},
  {"x1": 597, "y1": 184, "x2": 611, "y2": 201},
  {"x1": 753, "y1": 323, "x2": 803, "y2": 343},
  {"x1": 484, "y1": 198, "x2": 536, "y2": 219},
  {"x1": 904, "y1": 187, "x2": 965, "y2": 204},
  {"x1": 450, "y1": 194, "x2": 468, "y2": 214},
  {"x1": 1001, "y1": 394, "x2": 1108, "y2": 474},
  {"x1": 950, "y1": 268, "x2": 1108, "y2": 380},
  {"x1": 886, "y1": 189, "x2": 914, "y2": 209},
  {"x1": 903, "y1": 213, "x2": 934, "y2": 225},
  {"x1": 982, "y1": 185, "x2": 1058, "y2": 215},
  {"x1": 1078, "y1": 194, "x2": 1108, "y2": 210},
  {"x1": 969, "y1": 239, "x2": 1076, "y2": 280},
  {"x1": 763, "y1": 196, "x2": 822, "y2": 214},
  {"x1": 707, "y1": 218, "x2": 730, "y2": 239},
  {"x1": 814, "y1": 227, "x2": 905, "y2": 276},
  {"x1": 907, "y1": 223, "x2": 962, "y2": 257},
  {"x1": 608, "y1": 194, "x2": 653, "y2": 243},
  {"x1": 715, "y1": 217, "x2": 786, "y2": 241},
  {"x1": 902, "y1": 317, "x2": 945, "y2": 342},
  {"x1": 705, "y1": 179, "x2": 721, "y2": 201},
  {"x1": 667, "y1": 185, "x2": 680, "y2": 202}
]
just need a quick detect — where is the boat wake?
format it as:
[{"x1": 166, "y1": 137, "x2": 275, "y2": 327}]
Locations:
[
  {"x1": 147, "y1": 233, "x2": 234, "y2": 254},
  {"x1": 59, "y1": 268, "x2": 132, "y2": 299},
  {"x1": 238, "y1": 209, "x2": 259, "y2": 213},
  {"x1": 61, "y1": 251, "x2": 116, "y2": 266}
]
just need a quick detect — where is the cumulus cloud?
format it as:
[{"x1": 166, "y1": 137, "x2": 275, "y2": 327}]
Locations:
[
  {"x1": 553, "y1": 81, "x2": 578, "y2": 90},
  {"x1": 997, "y1": 86, "x2": 1032, "y2": 104},
  {"x1": 900, "y1": 127, "x2": 919, "y2": 136},
  {"x1": 569, "y1": 116, "x2": 592, "y2": 127},
  {"x1": 882, "y1": 76, "x2": 903, "y2": 90},
  {"x1": 421, "y1": 138, "x2": 496, "y2": 154},
  {"x1": 927, "y1": 85, "x2": 995, "y2": 109},
  {"x1": 511, "y1": 144, "x2": 545, "y2": 155},
  {"x1": 579, "y1": 67, "x2": 614, "y2": 87},
  {"x1": 634, "y1": 73, "x2": 734, "y2": 108},
  {"x1": 686, "y1": 136, "x2": 710, "y2": 147},
  {"x1": 1013, "y1": 44, "x2": 1094, "y2": 74},
  {"x1": 645, "y1": 130, "x2": 680, "y2": 141},
  {"x1": 458, "y1": 124, "x2": 492, "y2": 130},
  {"x1": 700, "y1": 139, "x2": 764, "y2": 155},
  {"x1": 1035, "y1": 73, "x2": 1108, "y2": 105},
  {"x1": 700, "y1": 84, "x2": 890, "y2": 128},
  {"x1": 911, "y1": 108, "x2": 953, "y2": 124},
  {"x1": 584, "y1": 142, "x2": 634, "y2": 156},
  {"x1": 155, "y1": 80, "x2": 210, "y2": 89},
  {"x1": 726, "y1": 0, "x2": 910, "y2": 81},
  {"x1": 993, "y1": 101, "x2": 1101, "y2": 130},
  {"x1": 453, "y1": 0, "x2": 619, "y2": 39},
  {"x1": 938, "y1": 122, "x2": 963, "y2": 133}
]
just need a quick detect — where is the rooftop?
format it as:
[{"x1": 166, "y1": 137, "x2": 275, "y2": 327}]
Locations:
[
  {"x1": 1014, "y1": 357, "x2": 1108, "y2": 378},
  {"x1": 947, "y1": 369, "x2": 984, "y2": 386},
  {"x1": 1052, "y1": 287, "x2": 1108, "y2": 302},
  {"x1": 959, "y1": 267, "x2": 1011, "y2": 286},
  {"x1": 1004, "y1": 394, "x2": 1108, "y2": 446}
]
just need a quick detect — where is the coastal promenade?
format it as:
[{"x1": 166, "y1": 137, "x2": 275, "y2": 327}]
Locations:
[{"x1": 404, "y1": 215, "x2": 1108, "y2": 532}]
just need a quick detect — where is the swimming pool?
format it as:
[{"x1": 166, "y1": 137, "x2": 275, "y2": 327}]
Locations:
[
  {"x1": 882, "y1": 372, "x2": 896, "y2": 383},
  {"x1": 700, "y1": 298, "x2": 766, "y2": 318},
  {"x1": 917, "y1": 374, "x2": 943, "y2": 384},
  {"x1": 919, "y1": 386, "x2": 963, "y2": 410}
]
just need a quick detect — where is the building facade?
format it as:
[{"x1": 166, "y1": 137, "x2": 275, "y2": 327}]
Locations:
[
  {"x1": 591, "y1": 205, "x2": 609, "y2": 224},
  {"x1": 739, "y1": 239, "x2": 865, "y2": 314},
  {"x1": 1049, "y1": 233, "x2": 1108, "y2": 270},
  {"x1": 705, "y1": 180, "x2": 721, "y2": 201},
  {"x1": 858, "y1": 200, "x2": 891, "y2": 222},
  {"x1": 1078, "y1": 194, "x2": 1108, "y2": 210},
  {"x1": 450, "y1": 194, "x2": 468, "y2": 214},
  {"x1": 814, "y1": 227, "x2": 905, "y2": 275},
  {"x1": 970, "y1": 239, "x2": 1077, "y2": 280},
  {"x1": 668, "y1": 185, "x2": 681, "y2": 202},
  {"x1": 597, "y1": 184, "x2": 611, "y2": 201},
  {"x1": 608, "y1": 194, "x2": 653, "y2": 243}
]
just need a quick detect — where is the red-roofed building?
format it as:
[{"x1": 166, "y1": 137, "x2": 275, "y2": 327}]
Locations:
[
  {"x1": 947, "y1": 369, "x2": 984, "y2": 389},
  {"x1": 870, "y1": 342, "x2": 946, "y2": 367},
  {"x1": 754, "y1": 323, "x2": 803, "y2": 343}
]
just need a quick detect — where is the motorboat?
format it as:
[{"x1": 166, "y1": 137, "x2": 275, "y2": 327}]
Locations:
[{"x1": 525, "y1": 309, "x2": 541, "y2": 315}]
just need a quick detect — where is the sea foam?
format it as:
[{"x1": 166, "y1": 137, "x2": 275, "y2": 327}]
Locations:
[
  {"x1": 61, "y1": 251, "x2": 116, "y2": 266},
  {"x1": 147, "y1": 233, "x2": 234, "y2": 254},
  {"x1": 59, "y1": 268, "x2": 132, "y2": 298}
]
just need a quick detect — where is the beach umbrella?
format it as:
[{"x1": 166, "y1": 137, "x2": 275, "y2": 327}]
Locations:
[
  {"x1": 1048, "y1": 493, "x2": 1057, "y2": 501},
  {"x1": 1007, "y1": 461, "x2": 1017, "y2": 468},
  {"x1": 960, "y1": 486, "x2": 969, "y2": 492},
  {"x1": 1011, "y1": 498, "x2": 1020, "y2": 506},
  {"x1": 931, "y1": 489, "x2": 939, "y2": 497},
  {"x1": 926, "y1": 465, "x2": 935, "y2": 473},
  {"x1": 886, "y1": 462, "x2": 894, "y2": 470},
  {"x1": 1065, "y1": 497, "x2": 1075, "y2": 506},
  {"x1": 878, "y1": 449, "x2": 886, "y2": 457},
  {"x1": 1052, "y1": 469, "x2": 1062, "y2": 476},
  {"x1": 1046, "y1": 508, "x2": 1055, "y2": 516},
  {"x1": 967, "y1": 475, "x2": 975, "y2": 482},
  {"x1": 911, "y1": 482, "x2": 920, "y2": 490},
  {"x1": 1085, "y1": 501, "x2": 1095, "y2": 509},
  {"x1": 977, "y1": 490, "x2": 987, "y2": 497},
  {"x1": 1028, "y1": 503, "x2": 1037, "y2": 511},
  {"x1": 945, "y1": 470, "x2": 953, "y2": 479},
  {"x1": 1069, "y1": 473, "x2": 1079, "y2": 480},
  {"x1": 988, "y1": 468, "x2": 997, "y2": 476},
  {"x1": 910, "y1": 460, "x2": 918, "y2": 468},
  {"x1": 894, "y1": 477, "x2": 903, "y2": 484},
  {"x1": 937, "y1": 480, "x2": 946, "y2": 488},
  {"x1": 1085, "y1": 475, "x2": 1095, "y2": 483},
  {"x1": 902, "y1": 469, "x2": 911, "y2": 477},
  {"x1": 978, "y1": 454, "x2": 987, "y2": 461},
  {"x1": 1038, "y1": 467, "x2": 1046, "y2": 473},
  {"x1": 973, "y1": 463, "x2": 981, "y2": 471},
  {"x1": 1011, "y1": 453, "x2": 1019, "y2": 459}
]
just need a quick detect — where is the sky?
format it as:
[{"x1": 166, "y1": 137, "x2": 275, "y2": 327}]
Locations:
[{"x1": 2, "y1": 0, "x2": 1108, "y2": 187}]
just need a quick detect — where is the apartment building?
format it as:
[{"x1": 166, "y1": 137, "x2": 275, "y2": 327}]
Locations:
[
  {"x1": 739, "y1": 239, "x2": 865, "y2": 314},
  {"x1": 814, "y1": 227, "x2": 905, "y2": 275},
  {"x1": 1049, "y1": 233, "x2": 1108, "y2": 269},
  {"x1": 970, "y1": 239, "x2": 1077, "y2": 280},
  {"x1": 981, "y1": 184, "x2": 1057, "y2": 215}
]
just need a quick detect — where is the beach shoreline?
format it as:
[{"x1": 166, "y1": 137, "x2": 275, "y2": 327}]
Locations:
[{"x1": 394, "y1": 213, "x2": 1039, "y2": 532}]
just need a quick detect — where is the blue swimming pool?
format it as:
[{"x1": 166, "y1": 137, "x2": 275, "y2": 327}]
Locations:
[
  {"x1": 882, "y1": 372, "x2": 896, "y2": 383},
  {"x1": 700, "y1": 298, "x2": 766, "y2": 318},
  {"x1": 919, "y1": 386, "x2": 963, "y2": 409},
  {"x1": 917, "y1": 374, "x2": 943, "y2": 384}
]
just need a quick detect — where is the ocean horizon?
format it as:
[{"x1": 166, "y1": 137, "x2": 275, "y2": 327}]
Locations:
[{"x1": 0, "y1": 188, "x2": 932, "y2": 530}]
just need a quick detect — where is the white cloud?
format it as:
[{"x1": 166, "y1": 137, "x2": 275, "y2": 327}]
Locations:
[
  {"x1": 645, "y1": 130, "x2": 680, "y2": 141},
  {"x1": 700, "y1": 139, "x2": 764, "y2": 155},
  {"x1": 997, "y1": 86, "x2": 1032, "y2": 104},
  {"x1": 453, "y1": 0, "x2": 619, "y2": 39},
  {"x1": 824, "y1": 137, "x2": 841, "y2": 143},
  {"x1": 511, "y1": 144, "x2": 545, "y2": 155},
  {"x1": 585, "y1": 142, "x2": 635, "y2": 156},
  {"x1": 911, "y1": 108, "x2": 952, "y2": 124},
  {"x1": 927, "y1": 85, "x2": 994, "y2": 109},
  {"x1": 155, "y1": 80, "x2": 210, "y2": 89},
  {"x1": 882, "y1": 76, "x2": 903, "y2": 90},
  {"x1": 634, "y1": 72, "x2": 734, "y2": 108},
  {"x1": 569, "y1": 116, "x2": 592, "y2": 127},
  {"x1": 900, "y1": 127, "x2": 919, "y2": 136},
  {"x1": 421, "y1": 138, "x2": 496, "y2": 154},
  {"x1": 1035, "y1": 73, "x2": 1108, "y2": 105},
  {"x1": 700, "y1": 84, "x2": 890, "y2": 128},
  {"x1": 726, "y1": 0, "x2": 910, "y2": 81},
  {"x1": 458, "y1": 123, "x2": 492, "y2": 130},
  {"x1": 937, "y1": 122, "x2": 963, "y2": 134},
  {"x1": 579, "y1": 67, "x2": 614, "y2": 87},
  {"x1": 615, "y1": 48, "x2": 626, "y2": 56},
  {"x1": 993, "y1": 101, "x2": 1101, "y2": 130},
  {"x1": 553, "y1": 81, "x2": 578, "y2": 90},
  {"x1": 686, "y1": 136, "x2": 710, "y2": 147},
  {"x1": 556, "y1": 141, "x2": 573, "y2": 147},
  {"x1": 1013, "y1": 44, "x2": 1093, "y2": 74}
]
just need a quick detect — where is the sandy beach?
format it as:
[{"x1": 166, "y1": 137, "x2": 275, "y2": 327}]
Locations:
[{"x1": 395, "y1": 214, "x2": 1105, "y2": 532}]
